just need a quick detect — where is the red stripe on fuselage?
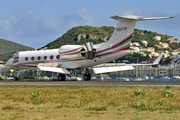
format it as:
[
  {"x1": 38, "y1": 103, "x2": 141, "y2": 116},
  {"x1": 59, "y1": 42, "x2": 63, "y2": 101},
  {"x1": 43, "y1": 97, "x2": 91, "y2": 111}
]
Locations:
[
  {"x1": 97, "y1": 33, "x2": 133, "y2": 53},
  {"x1": 60, "y1": 52, "x2": 81, "y2": 56},
  {"x1": 59, "y1": 47, "x2": 82, "y2": 54},
  {"x1": 96, "y1": 47, "x2": 129, "y2": 58}
]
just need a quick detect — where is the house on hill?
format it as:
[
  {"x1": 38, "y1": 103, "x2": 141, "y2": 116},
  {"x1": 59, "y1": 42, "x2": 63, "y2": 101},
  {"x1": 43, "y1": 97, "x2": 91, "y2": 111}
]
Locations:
[
  {"x1": 168, "y1": 37, "x2": 179, "y2": 44},
  {"x1": 130, "y1": 47, "x2": 140, "y2": 53},
  {"x1": 141, "y1": 40, "x2": 148, "y2": 46},
  {"x1": 133, "y1": 42, "x2": 140, "y2": 46},
  {"x1": 155, "y1": 44, "x2": 162, "y2": 49},
  {"x1": 154, "y1": 36, "x2": 161, "y2": 41},
  {"x1": 140, "y1": 47, "x2": 155, "y2": 53},
  {"x1": 159, "y1": 42, "x2": 169, "y2": 48}
]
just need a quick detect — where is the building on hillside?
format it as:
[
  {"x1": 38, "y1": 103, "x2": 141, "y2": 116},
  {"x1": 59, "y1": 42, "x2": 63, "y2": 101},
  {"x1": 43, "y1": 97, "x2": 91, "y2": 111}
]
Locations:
[
  {"x1": 141, "y1": 40, "x2": 148, "y2": 46},
  {"x1": 168, "y1": 37, "x2": 179, "y2": 44},
  {"x1": 140, "y1": 47, "x2": 155, "y2": 53},
  {"x1": 154, "y1": 36, "x2": 161, "y2": 41},
  {"x1": 155, "y1": 44, "x2": 162, "y2": 49},
  {"x1": 147, "y1": 47, "x2": 155, "y2": 53},
  {"x1": 133, "y1": 42, "x2": 140, "y2": 46},
  {"x1": 139, "y1": 52, "x2": 147, "y2": 57},
  {"x1": 150, "y1": 52, "x2": 159, "y2": 57},
  {"x1": 163, "y1": 53, "x2": 170, "y2": 58},
  {"x1": 159, "y1": 42, "x2": 169, "y2": 48},
  {"x1": 173, "y1": 54, "x2": 180, "y2": 62},
  {"x1": 130, "y1": 47, "x2": 140, "y2": 53},
  {"x1": 171, "y1": 51, "x2": 178, "y2": 56}
]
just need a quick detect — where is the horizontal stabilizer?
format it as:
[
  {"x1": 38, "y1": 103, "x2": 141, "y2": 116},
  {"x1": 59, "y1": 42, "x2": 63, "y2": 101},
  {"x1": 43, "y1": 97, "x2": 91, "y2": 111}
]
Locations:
[
  {"x1": 92, "y1": 66, "x2": 134, "y2": 74},
  {"x1": 38, "y1": 66, "x2": 70, "y2": 74},
  {"x1": 111, "y1": 15, "x2": 174, "y2": 21}
]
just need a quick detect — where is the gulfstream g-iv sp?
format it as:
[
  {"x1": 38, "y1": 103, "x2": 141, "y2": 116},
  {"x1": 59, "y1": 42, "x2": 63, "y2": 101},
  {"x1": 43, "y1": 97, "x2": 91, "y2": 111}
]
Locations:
[{"x1": 5, "y1": 15, "x2": 174, "y2": 81}]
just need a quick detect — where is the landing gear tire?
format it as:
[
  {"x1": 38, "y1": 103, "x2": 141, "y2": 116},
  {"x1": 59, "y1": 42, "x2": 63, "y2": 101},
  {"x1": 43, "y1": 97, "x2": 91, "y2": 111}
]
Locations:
[
  {"x1": 14, "y1": 77, "x2": 19, "y2": 81},
  {"x1": 83, "y1": 74, "x2": 91, "y2": 81},
  {"x1": 58, "y1": 74, "x2": 66, "y2": 81}
]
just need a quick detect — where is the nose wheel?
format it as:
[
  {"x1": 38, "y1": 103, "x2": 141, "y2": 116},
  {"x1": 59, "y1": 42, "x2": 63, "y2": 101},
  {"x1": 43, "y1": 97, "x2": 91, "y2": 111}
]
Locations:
[{"x1": 58, "y1": 74, "x2": 66, "y2": 81}]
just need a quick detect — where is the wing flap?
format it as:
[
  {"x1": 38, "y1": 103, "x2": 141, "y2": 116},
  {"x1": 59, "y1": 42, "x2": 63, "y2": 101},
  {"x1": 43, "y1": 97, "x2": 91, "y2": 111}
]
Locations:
[
  {"x1": 37, "y1": 66, "x2": 70, "y2": 74},
  {"x1": 92, "y1": 66, "x2": 134, "y2": 74}
]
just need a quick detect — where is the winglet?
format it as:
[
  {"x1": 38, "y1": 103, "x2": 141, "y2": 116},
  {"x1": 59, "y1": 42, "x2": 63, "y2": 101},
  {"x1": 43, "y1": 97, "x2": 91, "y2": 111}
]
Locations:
[{"x1": 153, "y1": 51, "x2": 164, "y2": 65}]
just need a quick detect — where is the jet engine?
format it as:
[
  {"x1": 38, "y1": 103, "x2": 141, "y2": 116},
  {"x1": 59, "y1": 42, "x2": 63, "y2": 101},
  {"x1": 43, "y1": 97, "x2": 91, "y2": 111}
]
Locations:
[
  {"x1": 83, "y1": 42, "x2": 96, "y2": 59},
  {"x1": 59, "y1": 42, "x2": 96, "y2": 59}
]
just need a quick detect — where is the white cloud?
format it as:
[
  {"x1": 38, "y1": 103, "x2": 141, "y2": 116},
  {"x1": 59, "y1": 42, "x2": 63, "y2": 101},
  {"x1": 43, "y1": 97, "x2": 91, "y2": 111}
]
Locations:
[{"x1": 0, "y1": 7, "x2": 113, "y2": 48}]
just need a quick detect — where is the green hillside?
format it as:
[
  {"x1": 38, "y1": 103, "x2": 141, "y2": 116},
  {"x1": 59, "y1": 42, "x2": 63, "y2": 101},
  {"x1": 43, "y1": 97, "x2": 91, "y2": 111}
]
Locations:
[
  {"x1": 0, "y1": 39, "x2": 34, "y2": 61},
  {"x1": 43, "y1": 26, "x2": 180, "y2": 52},
  {"x1": 42, "y1": 26, "x2": 114, "y2": 49}
]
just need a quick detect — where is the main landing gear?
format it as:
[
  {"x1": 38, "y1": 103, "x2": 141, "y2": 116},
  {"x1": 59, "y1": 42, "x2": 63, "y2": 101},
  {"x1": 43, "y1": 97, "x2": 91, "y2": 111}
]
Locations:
[
  {"x1": 14, "y1": 71, "x2": 20, "y2": 81},
  {"x1": 58, "y1": 73, "x2": 66, "y2": 81},
  {"x1": 83, "y1": 69, "x2": 91, "y2": 81},
  {"x1": 14, "y1": 77, "x2": 19, "y2": 81}
]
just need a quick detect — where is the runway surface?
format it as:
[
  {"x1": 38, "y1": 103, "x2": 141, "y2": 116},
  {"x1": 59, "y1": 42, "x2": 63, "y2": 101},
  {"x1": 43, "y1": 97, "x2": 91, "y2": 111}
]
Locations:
[{"x1": 0, "y1": 80, "x2": 180, "y2": 87}]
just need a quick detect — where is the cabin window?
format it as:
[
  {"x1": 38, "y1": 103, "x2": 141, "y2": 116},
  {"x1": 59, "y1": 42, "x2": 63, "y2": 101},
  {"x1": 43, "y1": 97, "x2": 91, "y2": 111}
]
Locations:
[
  {"x1": 44, "y1": 56, "x2": 47, "y2": 60},
  {"x1": 37, "y1": 56, "x2": 41, "y2": 60},
  {"x1": 56, "y1": 55, "x2": 60, "y2": 59},
  {"x1": 25, "y1": 57, "x2": 28, "y2": 61},
  {"x1": 31, "y1": 57, "x2": 35, "y2": 61},
  {"x1": 50, "y1": 55, "x2": 54, "y2": 60}
]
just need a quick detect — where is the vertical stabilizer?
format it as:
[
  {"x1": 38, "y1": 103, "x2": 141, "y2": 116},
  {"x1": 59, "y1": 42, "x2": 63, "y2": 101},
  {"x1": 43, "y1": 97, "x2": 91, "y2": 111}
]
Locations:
[{"x1": 105, "y1": 15, "x2": 174, "y2": 50}]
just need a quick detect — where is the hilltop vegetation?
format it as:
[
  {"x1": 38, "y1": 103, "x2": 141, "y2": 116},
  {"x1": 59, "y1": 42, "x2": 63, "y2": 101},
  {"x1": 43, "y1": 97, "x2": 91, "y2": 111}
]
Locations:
[
  {"x1": 43, "y1": 26, "x2": 180, "y2": 52},
  {"x1": 0, "y1": 38, "x2": 34, "y2": 61},
  {"x1": 42, "y1": 26, "x2": 114, "y2": 49}
]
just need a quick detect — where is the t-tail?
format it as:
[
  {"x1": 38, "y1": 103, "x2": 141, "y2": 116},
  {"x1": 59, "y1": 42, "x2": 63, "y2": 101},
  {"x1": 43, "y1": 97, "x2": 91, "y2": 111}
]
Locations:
[{"x1": 103, "y1": 15, "x2": 174, "y2": 52}]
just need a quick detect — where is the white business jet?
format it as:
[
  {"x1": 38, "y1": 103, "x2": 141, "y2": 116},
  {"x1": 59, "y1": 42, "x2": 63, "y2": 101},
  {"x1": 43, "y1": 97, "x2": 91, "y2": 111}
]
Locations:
[{"x1": 5, "y1": 15, "x2": 174, "y2": 81}]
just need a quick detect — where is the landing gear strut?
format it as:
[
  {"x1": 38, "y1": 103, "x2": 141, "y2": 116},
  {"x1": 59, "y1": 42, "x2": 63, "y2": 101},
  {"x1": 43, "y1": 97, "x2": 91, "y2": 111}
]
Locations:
[
  {"x1": 83, "y1": 69, "x2": 91, "y2": 81},
  {"x1": 58, "y1": 73, "x2": 66, "y2": 81},
  {"x1": 14, "y1": 71, "x2": 20, "y2": 81}
]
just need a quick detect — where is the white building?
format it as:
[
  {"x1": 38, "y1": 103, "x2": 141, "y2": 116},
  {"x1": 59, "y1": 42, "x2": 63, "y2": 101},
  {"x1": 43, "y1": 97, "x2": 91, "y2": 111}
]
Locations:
[
  {"x1": 168, "y1": 37, "x2": 179, "y2": 44},
  {"x1": 159, "y1": 42, "x2": 169, "y2": 48},
  {"x1": 150, "y1": 52, "x2": 159, "y2": 57},
  {"x1": 154, "y1": 36, "x2": 161, "y2": 41},
  {"x1": 130, "y1": 47, "x2": 140, "y2": 53},
  {"x1": 133, "y1": 42, "x2": 140, "y2": 46},
  {"x1": 163, "y1": 53, "x2": 170, "y2": 58},
  {"x1": 141, "y1": 40, "x2": 148, "y2": 46},
  {"x1": 173, "y1": 55, "x2": 180, "y2": 62}
]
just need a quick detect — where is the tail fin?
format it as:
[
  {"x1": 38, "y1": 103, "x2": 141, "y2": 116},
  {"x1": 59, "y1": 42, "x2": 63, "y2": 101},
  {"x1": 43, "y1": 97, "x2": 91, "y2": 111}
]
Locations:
[{"x1": 107, "y1": 15, "x2": 174, "y2": 49}]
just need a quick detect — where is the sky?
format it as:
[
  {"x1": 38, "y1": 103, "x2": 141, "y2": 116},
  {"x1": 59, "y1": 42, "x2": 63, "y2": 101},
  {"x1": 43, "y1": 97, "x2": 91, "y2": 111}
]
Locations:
[{"x1": 0, "y1": 0, "x2": 180, "y2": 48}]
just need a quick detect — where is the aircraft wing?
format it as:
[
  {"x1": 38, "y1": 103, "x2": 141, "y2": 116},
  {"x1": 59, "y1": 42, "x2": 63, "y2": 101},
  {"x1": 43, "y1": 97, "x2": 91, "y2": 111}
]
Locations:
[
  {"x1": 126, "y1": 51, "x2": 164, "y2": 66},
  {"x1": 92, "y1": 65, "x2": 134, "y2": 74},
  {"x1": 92, "y1": 52, "x2": 164, "y2": 74},
  {"x1": 37, "y1": 63, "x2": 70, "y2": 74}
]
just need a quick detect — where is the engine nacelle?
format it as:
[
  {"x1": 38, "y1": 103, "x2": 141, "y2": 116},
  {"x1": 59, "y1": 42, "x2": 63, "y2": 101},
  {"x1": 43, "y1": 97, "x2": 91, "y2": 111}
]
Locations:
[
  {"x1": 59, "y1": 45, "x2": 84, "y2": 59},
  {"x1": 84, "y1": 42, "x2": 96, "y2": 59},
  {"x1": 59, "y1": 42, "x2": 96, "y2": 60}
]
